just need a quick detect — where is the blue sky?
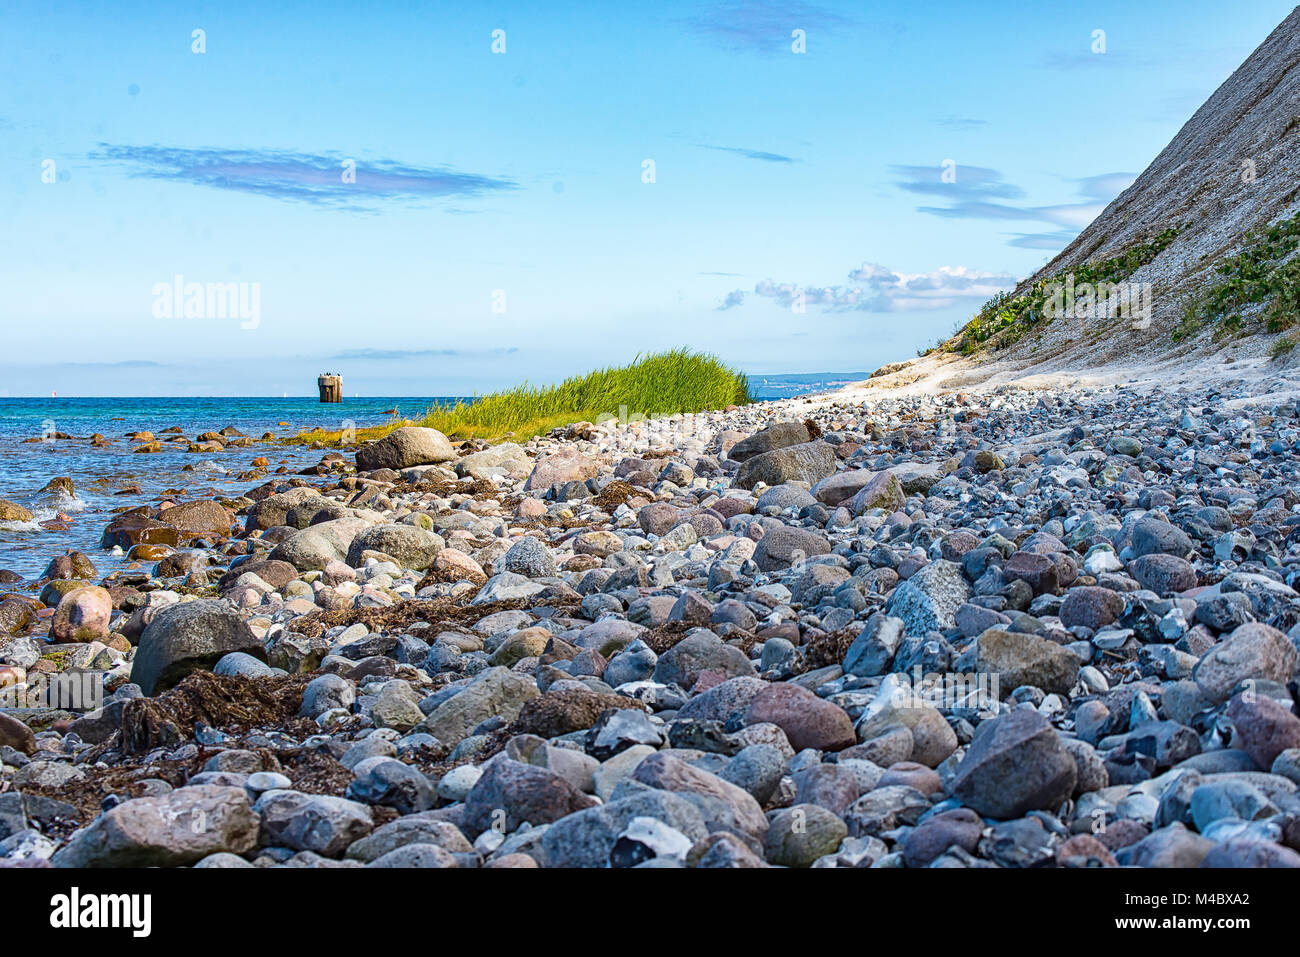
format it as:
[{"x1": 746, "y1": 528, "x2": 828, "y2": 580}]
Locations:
[{"x1": 0, "y1": 0, "x2": 1293, "y2": 396}]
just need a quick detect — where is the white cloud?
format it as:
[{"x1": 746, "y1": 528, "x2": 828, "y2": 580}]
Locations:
[
  {"x1": 733, "y1": 262, "x2": 1018, "y2": 313},
  {"x1": 1033, "y1": 202, "x2": 1108, "y2": 229}
]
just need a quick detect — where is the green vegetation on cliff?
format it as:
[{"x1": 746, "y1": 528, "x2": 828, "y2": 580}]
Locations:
[
  {"x1": 937, "y1": 227, "x2": 1181, "y2": 355},
  {"x1": 1173, "y1": 212, "x2": 1300, "y2": 347}
]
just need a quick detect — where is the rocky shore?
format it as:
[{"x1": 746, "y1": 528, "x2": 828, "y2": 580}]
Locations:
[{"x1": 3, "y1": 379, "x2": 1300, "y2": 869}]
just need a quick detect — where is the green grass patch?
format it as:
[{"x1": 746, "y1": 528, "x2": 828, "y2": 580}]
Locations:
[
  {"x1": 937, "y1": 227, "x2": 1181, "y2": 356},
  {"x1": 287, "y1": 349, "x2": 754, "y2": 446},
  {"x1": 1174, "y1": 212, "x2": 1300, "y2": 342}
]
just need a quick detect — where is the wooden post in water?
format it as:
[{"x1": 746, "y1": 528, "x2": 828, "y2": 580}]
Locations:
[{"x1": 318, "y1": 374, "x2": 343, "y2": 403}]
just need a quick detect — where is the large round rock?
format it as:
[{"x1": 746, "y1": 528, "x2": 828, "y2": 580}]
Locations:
[
  {"x1": 975, "y1": 630, "x2": 1080, "y2": 695},
  {"x1": 463, "y1": 758, "x2": 597, "y2": 834},
  {"x1": 355, "y1": 427, "x2": 455, "y2": 472},
  {"x1": 253, "y1": 791, "x2": 373, "y2": 857},
  {"x1": 497, "y1": 536, "x2": 558, "y2": 578},
  {"x1": 652, "y1": 631, "x2": 756, "y2": 688},
  {"x1": 734, "y1": 441, "x2": 836, "y2": 490},
  {"x1": 949, "y1": 709, "x2": 1077, "y2": 819},
  {"x1": 1194, "y1": 621, "x2": 1299, "y2": 703},
  {"x1": 345, "y1": 524, "x2": 445, "y2": 570},
  {"x1": 130, "y1": 600, "x2": 264, "y2": 695},
  {"x1": 1058, "y1": 586, "x2": 1125, "y2": 630},
  {"x1": 158, "y1": 500, "x2": 236, "y2": 539},
  {"x1": 753, "y1": 526, "x2": 830, "y2": 572},
  {"x1": 727, "y1": 421, "x2": 811, "y2": 462},
  {"x1": 50, "y1": 585, "x2": 112, "y2": 642},
  {"x1": 1129, "y1": 554, "x2": 1197, "y2": 595},
  {"x1": 744, "y1": 683, "x2": 856, "y2": 752},
  {"x1": 50, "y1": 785, "x2": 259, "y2": 867},
  {"x1": 1226, "y1": 693, "x2": 1300, "y2": 769},
  {"x1": 269, "y1": 518, "x2": 370, "y2": 571}
]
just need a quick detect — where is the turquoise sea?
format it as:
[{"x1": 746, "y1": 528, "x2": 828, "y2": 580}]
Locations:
[{"x1": 0, "y1": 396, "x2": 457, "y2": 581}]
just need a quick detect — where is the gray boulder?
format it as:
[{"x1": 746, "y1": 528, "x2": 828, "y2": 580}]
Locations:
[
  {"x1": 631, "y1": 752, "x2": 768, "y2": 838},
  {"x1": 356, "y1": 426, "x2": 456, "y2": 472},
  {"x1": 300, "y1": 673, "x2": 355, "y2": 718},
  {"x1": 415, "y1": 667, "x2": 539, "y2": 745},
  {"x1": 130, "y1": 600, "x2": 263, "y2": 696},
  {"x1": 975, "y1": 629, "x2": 1080, "y2": 695},
  {"x1": 540, "y1": 791, "x2": 708, "y2": 867},
  {"x1": 1131, "y1": 515, "x2": 1195, "y2": 559},
  {"x1": 253, "y1": 790, "x2": 374, "y2": 857},
  {"x1": 653, "y1": 631, "x2": 756, "y2": 689},
  {"x1": 727, "y1": 421, "x2": 811, "y2": 462},
  {"x1": 734, "y1": 441, "x2": 836, "y2": 490},
  {"x1": 244, "y1": 487, "x2": 334, "y2": 531},
  {"x1": 884, "y1": 560, "x2": 969, "y2": 634},
  {"x1": 848, "y1": 471, "x2": 905, "y2": 514},
  {"x1": 346, "y1": 758, "x2": 436, "y2": 815},
  {"x1": 844, "y1": 614, "x2": 905, "y2": 677},
  {"x1": 344, "y1": 813, "x2": 473, "y2": 862},
  {"x1": 270, "y1": 517, "x2": 371, "y2": 571},
  {"x1": 345, "y1": 524, "x2": 445, "y2": 569},
  {"x1": 463, "y1": 758, "x2": 597, "y2": 834},
  {"x1": 52, "y1": 786, "x2": 258, "y2": 867},
  {"x1": 950, "y1": 709, "x2": 1077, "y2": 818},
  {"x1": 753, "y1": 526, "x2": 831, "y2": 572},
  {"x1": 1194, "y1": 621, "x2": 1299, "y2": 703},
  {"x1": 764, "y1": 804, "x2": 848, "y2": 867},
  {"x1": 811, "y1": 470, "x2": 877, "y2": 507},
  {"x1": 497, "y1": 536, "x2": 558, "y2": 578}
]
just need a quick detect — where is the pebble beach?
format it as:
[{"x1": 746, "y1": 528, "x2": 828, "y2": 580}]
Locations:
[{"x1": 2, "y1": 376, "x2": 1300, "y2": 870}]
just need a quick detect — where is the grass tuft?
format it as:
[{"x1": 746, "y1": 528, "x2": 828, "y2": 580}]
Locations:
[{"x1": 287, "y1": 349, "x2": 754, "y2": 446}]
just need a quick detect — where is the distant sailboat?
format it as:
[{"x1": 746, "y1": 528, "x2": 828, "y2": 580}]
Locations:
[{"x1": 51, "y1": 391, "x2": 57, "y2": 397}]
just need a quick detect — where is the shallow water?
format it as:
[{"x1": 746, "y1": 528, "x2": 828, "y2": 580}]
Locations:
[
  {"x1": 0, "y1": 397, "x2": 456, "y2": 581},
  {"x1": 0, "y1": 379, "x2": 833, "y2": 581}
]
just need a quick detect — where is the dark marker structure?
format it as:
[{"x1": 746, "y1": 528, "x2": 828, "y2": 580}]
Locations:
[{"x1": 318, "y1": 373, "x2": 343, "y2": 403}]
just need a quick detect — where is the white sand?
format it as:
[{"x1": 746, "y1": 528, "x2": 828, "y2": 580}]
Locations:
[{"x1": 803, "y1": 349, "x2": 1300, "y2": 411}]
